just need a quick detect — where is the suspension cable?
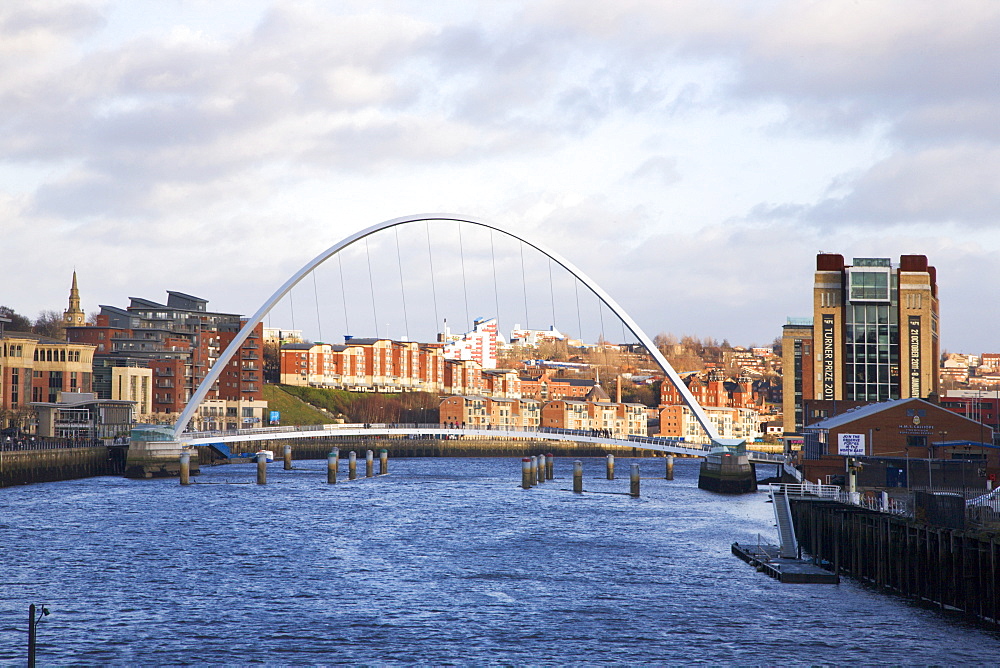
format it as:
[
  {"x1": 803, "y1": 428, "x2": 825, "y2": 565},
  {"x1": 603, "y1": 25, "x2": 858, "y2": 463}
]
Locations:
[
  {"x1": 312, "y1": 270, "x2": 323, "y2": 342},
  {"x1": 426, "y1": 221, "x2": 440, "y2": 333},
  {"x1": 598, "y1": 293, "x2": 605, "y2": 345},
  {"x1": 365, "y1": 238, "x2": 379, "y2": 337},
  {"x1": 520, "y1": 244, "x2": 529, "y2": 328},
  {"x1": 490, "y1": 229, "x2": 500, "y2": 327},
  {"x1": 395, "y1": 226, "x2": 410, "y2": 341},
  {"x1": 548, "y1": 258, "x2": 556, "y2": 331},
  {"x1": 574, "y1": 279, "x2": 583, "y2": 345},
  {"x1": 458, "y1": 222, "x2": 470, "y2": 328},
  {"x1": 338, "y1": 254, "x2": 350, "y2": 338}
]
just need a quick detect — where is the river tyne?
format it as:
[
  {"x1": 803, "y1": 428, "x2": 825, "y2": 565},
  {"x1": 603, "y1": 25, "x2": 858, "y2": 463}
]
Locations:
[{"x1": 3, "y1": 455, "x2": 1000, "y2": 665}]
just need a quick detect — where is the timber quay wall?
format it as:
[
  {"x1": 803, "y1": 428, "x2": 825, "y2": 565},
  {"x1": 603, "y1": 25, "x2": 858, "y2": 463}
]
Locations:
[
  {"x1": 0, "y1": 446, "x2": 128, "y2": 488},
  {"x1": 790, "y1": 499, "x2": 1000, "y2": 628},
  {"x1": 196, "y1": 436, "x2": 675, "y2": 465}
]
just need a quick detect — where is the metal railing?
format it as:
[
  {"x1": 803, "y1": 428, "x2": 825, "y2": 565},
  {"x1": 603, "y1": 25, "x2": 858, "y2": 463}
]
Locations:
[
  {"x1": 1, "y1": 437, "x2": 127, "y2": 452},
  {"x1": 767, "y1": 482, "x2": 841, "y2": 500}
]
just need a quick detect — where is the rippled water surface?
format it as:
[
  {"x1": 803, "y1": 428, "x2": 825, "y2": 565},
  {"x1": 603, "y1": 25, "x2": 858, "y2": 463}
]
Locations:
[{"x1": 2, "y1": 456, "x2": 999, "y2": 665}]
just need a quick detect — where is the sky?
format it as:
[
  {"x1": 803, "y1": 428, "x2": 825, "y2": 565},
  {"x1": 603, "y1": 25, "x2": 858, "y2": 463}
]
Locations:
[{"x1": 3, "y1": 0, "x2": 1000, "y2": 353}]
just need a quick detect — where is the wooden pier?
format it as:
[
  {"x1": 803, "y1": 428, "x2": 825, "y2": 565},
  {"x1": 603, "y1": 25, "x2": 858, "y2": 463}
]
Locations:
[{"x1": 732, "y1": 541, "x2": 839, "y2": 584}]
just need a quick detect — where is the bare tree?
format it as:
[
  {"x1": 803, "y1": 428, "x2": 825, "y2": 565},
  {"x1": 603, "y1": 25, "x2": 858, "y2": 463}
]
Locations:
[
  {"x1": 0, "y1": 306, "x2": 31, "y2": 331},
  {"x1": 33, "y1": 310, "x2": 66, "y2": 340}
]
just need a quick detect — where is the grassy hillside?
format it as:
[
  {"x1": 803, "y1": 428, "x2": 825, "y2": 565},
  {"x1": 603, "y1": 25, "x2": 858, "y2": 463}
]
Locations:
[
  {"x1": 277, "y1": 385, "x2": 439, "y2": 424},
  {"x1": 262, "y1": 384, "x2": 334, "y2": 426}
]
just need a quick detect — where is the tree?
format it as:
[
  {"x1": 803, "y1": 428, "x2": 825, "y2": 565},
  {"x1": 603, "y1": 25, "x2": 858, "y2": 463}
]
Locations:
[
  {"x1": 0, "y1": 306, "x2": 31, "y2": 332},
  {"x1": 33, "y1": 310, "x2": 65, "y2": 340}
]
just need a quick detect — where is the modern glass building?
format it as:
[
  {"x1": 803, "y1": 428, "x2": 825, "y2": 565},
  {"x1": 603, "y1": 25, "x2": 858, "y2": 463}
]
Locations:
[{"x1": 782, "y1": 253, "x2": 940, "y2": 434}]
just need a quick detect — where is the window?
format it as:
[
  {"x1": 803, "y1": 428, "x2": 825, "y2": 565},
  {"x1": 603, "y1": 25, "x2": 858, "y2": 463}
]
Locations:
[{"x1": 848, "y1": 268, "x2": 891, "y2": 302}]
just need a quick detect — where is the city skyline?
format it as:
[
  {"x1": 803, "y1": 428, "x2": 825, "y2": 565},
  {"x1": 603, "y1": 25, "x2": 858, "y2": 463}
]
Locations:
[{"x1": 3, "y1": 2, "x2": 1000, "y2": 352}]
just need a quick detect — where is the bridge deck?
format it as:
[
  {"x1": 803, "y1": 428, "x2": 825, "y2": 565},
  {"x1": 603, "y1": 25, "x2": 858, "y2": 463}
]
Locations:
[{"x1": 182, "y1": 423, "x2": 788, "y2": 464}]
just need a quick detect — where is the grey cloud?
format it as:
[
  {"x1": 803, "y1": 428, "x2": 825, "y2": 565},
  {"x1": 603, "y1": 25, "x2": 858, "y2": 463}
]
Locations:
[
  {"x1": 752, "y1": 146, "x2": 1000, "y2": 228},
  {"x1": 630, "y1": 155, "x2": 680, "y2": 186}
]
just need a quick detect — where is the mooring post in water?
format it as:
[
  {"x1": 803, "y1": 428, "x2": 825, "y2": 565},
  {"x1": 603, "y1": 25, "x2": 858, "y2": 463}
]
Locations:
[
  {"x1": 349, "y1": 451, "x2": 357, "y2": 480},
  {"x1": 379, "y1": 448, "x2": 388, "y2": 475},
  {"x1": 256, "y1": 452, "x2": 267, "y2": 485},
  {"x1": 573, "y1": 460, "x2": 583, "y2": 493},
  {"x1": 179, "y1": 451, "x2": 190, "y2": 486},
  {"x1": 606, "y1": 454, "x2": 615, "y2": 480},
  {"x1": 537, "y1": 454, "x2": 546, "y2": 484},
  {"x1": 666, "y1": 455, "x2": 674, "y2": 481},
  {"x1": 530, "y1": 456, "x2": 539, "y2": 487},
  {"x1": 630, "y1": 463, "x2": 640, "y2": 498},
  {"x1": 28, "y1": 604, "x2": 36, "y2": 668},
  {"x1": 327, "y1": 451, "x2": 337, "y2": 484},
  {"x1": 283, "y1": 444, "x2": 292, "y2": 470},
  {"x1": 522, "y1": 457, "x2": 533, "y2": 489},
  {"x1": 366, "y1": 449, "x2": 374, "y2": 478},
  {"x1": 546, "y1": 453, "x2": 554, "y2": 480}
]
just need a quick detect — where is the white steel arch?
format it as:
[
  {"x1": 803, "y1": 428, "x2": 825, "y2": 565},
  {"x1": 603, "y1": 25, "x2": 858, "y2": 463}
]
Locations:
[{"x1": 172, "y1": 214, "x2": 738, "y2": 447}]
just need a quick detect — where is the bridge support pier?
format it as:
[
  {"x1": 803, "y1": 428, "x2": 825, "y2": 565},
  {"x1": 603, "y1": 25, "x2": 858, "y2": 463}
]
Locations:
[{"x1": 125, "y1": 434, "x2": 199, "y2": 479}]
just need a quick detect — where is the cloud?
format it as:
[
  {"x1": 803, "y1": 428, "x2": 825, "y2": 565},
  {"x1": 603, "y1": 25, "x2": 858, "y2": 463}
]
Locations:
[{"x1": 751, "y1": 145, "x2": 1000, "y2": 228}]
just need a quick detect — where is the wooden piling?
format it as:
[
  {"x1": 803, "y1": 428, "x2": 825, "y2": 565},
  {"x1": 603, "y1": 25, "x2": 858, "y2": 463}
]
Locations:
[
  {"x1": 537, "y1": 454, "x2": 546, "y2": 484},
  {"x1": 666, "y1": 455, "x2": 674, "y2": 480},
  {"x1": 366, "y1": 450, "x2": 374, "y2": 478},
  {"x1": 179, "y1": 451, "x2": 190, "y2": 486},
  {"x1": 283, "y1": 444, "x2": 292, "y2": 470},
  {"x1": 348, "y1": 451, "x2": 357, "y2": 480},
  {"x1": 256, "y1": 452, "x2": 267, "y2": 485},
  {"x1": 630, "y1": 463, "x2": 640, "y2": 497},
  {"x1": 379, "y1": 448, "x2": 388, "y2": 475},
  {"x1": 327, "y1": 451, "x2": 337, "y2": 484},
  {"x1": 606, "y1": 454, "x2": 615, "y2": 480},
  {"x1": 546, "y1": 453, "x2": 554, "y2": 480},
  {"x1": 522, "y1": 457, "x2": 532, "y2": 490},
  {"x1": 573, "y1": 460, "x2": 583, "y2": 493}
]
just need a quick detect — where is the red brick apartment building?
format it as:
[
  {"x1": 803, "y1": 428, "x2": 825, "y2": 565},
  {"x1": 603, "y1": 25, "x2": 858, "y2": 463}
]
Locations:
[{"x1": 67, "y1": 291, "x2": 263, "y2": 419}]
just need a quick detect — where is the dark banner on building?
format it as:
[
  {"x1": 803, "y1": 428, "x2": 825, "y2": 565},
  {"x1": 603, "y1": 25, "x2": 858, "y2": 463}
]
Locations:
[
  {"x1": 908, "y1": 315, "x2": 921, "y2": 397},
  {"x1": 822, "y1": 314, "x2": 835, "y2": 399}
]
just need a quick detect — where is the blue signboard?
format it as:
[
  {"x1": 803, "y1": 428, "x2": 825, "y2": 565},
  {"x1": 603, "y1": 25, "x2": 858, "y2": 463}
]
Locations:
[{"x1": 269, "y1": 411, "x2": 280, "y2": 425}]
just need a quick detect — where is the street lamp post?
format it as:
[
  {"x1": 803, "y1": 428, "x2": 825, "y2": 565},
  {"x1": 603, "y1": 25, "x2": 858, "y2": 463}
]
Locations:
[{"x1": 905, "y1": 446, "x2": 910, "y2": 491}]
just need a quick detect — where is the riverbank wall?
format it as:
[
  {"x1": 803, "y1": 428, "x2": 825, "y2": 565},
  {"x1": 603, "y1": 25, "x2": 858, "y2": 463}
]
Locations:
[
  {"x1": 0, "y1": 446, "x2": 128, "y2": 488},
  {"x1": 790, "y1": 499, "x2": 1000, "y2": 628},
  {"x1": 195, "y1": 436, "x2": 683, "y2": 465}
]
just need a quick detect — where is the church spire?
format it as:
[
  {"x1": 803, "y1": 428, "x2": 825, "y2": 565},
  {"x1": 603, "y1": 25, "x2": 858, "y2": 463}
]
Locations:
[{"x1": 63, "y1": 271, "x2": 85, "y2": 327}]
